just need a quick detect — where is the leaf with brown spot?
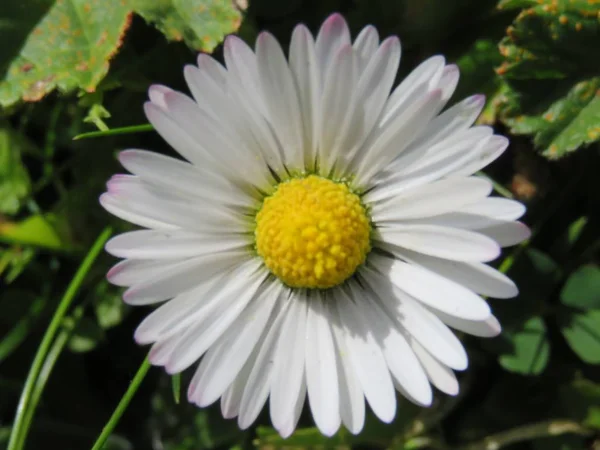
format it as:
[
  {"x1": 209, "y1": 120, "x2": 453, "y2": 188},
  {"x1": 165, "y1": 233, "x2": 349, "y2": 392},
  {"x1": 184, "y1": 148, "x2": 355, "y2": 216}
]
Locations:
[
  {"x1": 131, "y1": 0, "x2": 242, "y2": 52},
  {"x1": 0, "y1": 0, "x2": 132, "y2": 108}
]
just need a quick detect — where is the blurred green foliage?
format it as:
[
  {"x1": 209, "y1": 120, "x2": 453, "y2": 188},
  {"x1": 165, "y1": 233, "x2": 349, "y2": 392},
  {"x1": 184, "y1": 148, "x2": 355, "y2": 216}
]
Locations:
[{"x1": 1, "y1": 0, "x2": 599, "y2": 449}]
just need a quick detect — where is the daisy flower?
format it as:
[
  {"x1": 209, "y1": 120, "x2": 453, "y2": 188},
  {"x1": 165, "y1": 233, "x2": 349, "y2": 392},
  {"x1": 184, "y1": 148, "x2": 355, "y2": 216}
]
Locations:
[{"x1": 101, "y1": 13, "x2": 530, "y2": 438}]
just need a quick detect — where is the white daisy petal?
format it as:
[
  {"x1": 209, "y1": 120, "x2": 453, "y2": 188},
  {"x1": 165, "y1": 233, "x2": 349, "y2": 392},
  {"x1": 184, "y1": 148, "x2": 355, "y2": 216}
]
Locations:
[
  {"x1": 356, "y1": 88, "x2": 445, "y2": 185},
  {"x1": 290, "y1": 24, "x2": 320, "y2": 168},
  {"x1": 361, "y1": 269, "x2": 468, "y2": 371},
  {"x1": 371, "y1": 177, "x2": 492, "y2": 221},
  {"x1": 410, "y1": 340, "x2": 459, "y2": 396},
  {"x1": 315, "y1": 13, "x2": 351, "y2": 80},
  {"x1": 460, "y1": 197, "x2": 526, "y2": 221},
  {"x1": 221, "y1": 348, "x2": 257, "y2": 419},
  {"x1": 329, "y1": 292, "x2": 365, "y2": 434},
  {"x1": 106, "y1": 230, "x2": 247, "y2": 260},
  {"x1": 381, "y1": 55, "x2": 445, "y2": 126},
  {"x1": 238, "y1": 294, "x2": 292, "y2": 429},
  {"x1": 477, "y1": 221, "x2": 531, "y2": 247},
  {"x1": 196, "y1": 53, "x2": 227, "y2": 87},
  {"x1": 99, "y1": 193, "x2": 176, "y2": 231},
  {"x1": 118, "y1": 149, "x2": 251, "y2": 208},
  {"x1": 437, "y1": 64, "x2": 460, "y2": 101},
  {"x1": 353, "y1": 25, "x2": 380, "y2": 70},
  {"x1": 357, "y1": 289, "x2": 433, "y2": 406},
  {"x1": 406, "y1": 94, "x2": 485, "y2": 154},
  {"x1": 103, "y1": 182, "x2": 246, "y2": 235},
  {"x1": 134, "y1": 260, "x2": 260, "y2": 345},
  {"x1": 164, "y1": 267, "x2": 267, "y2": 374},
  {"x1": 148, "y1": 325, "x2": 193, "y2": 365},
  {"x1": 270, "y1": 292, "x2": 308, "y2": 437},
  {"x1": 339, "y1": 36, "x2": 401, "y2": 174},
  {"x1": 188, "y1": 280, "x2": 283, "y2": 407},
  {"x1": 450, "y1": 135, "x2": 509, "y2": 177},
  {"x1": 107, "y1": 258, "x2": 177, "y2": 291},
  {"x1": 223, "y1": 35, "x2": 267, "y2": 116},
  {"x1": 376, "y1": 224, "x2": 501, "y2": 262},
  {"x1": 370, "y1": 254, "x2": 491, "y2": 321},
  {"x1": 371, "y1": 127, "x2": 494, "y2": 199},
  {"x1": 148, "y1": 84, "x2": 172, "y2": 109},
  {"x1": 305, "y1": 292, "x2": 341, "y2": 436},
  {"x1": 334, "y1": 287, "x2": 396, "y2": 423},
  {"x1": 256, "y1": 32, "x2": 305, "y2": 171},
  {"x1": 123, "y1": 251, "x2": 248, "y2": 304},
  {"x1": 159, "y1": 91, "x2": 271, "y2": 187},
  {"x1": 183, "y1": 65, "x2": 227, "y2": 121},
  {"x1": 144, "y1": 101, "x2": 213, "y2": 168},
  {"x1": 390, "y1": 248, "x2": 518, "y2": 299},
  {"x1": 432, "y1": 311, "x2": 502, "y2": 338},
  {"x1": 319, "y1": 44, "x2": 358, "y2": 174}
]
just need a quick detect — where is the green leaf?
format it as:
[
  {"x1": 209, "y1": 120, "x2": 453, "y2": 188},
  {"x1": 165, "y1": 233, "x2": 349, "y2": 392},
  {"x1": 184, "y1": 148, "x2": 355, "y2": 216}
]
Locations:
[
  {"x1": 0, "y1": 246, "x2": 35, "y2": 283},
  {"x1": 0, "y1": 127, "x2": 32, "y2": 215},
  {"x1": 0, "y1": 0, "x2": 132, "y2": 108},
  {"x1": 499, "y1": 316, "x2": 550, "y2": 375},
  {"x1": 561, "y1": 265, "x2": 600, "y2": 310},
  {"x1": 560, "y1": 377, "x2": 600, "y2": 430},
  {"x1": 93, "y1": 281, "x2": 127, "y2": 329},
  {"x1": 496, "y1": 0, "x2": 600, "y2": 158},
  {"x1": 567, "y1": 216, "x2": 588, "y2": 247},
  {"x1": 0, "y1": 215, "x2": 65, "y2": 249},
  {"x1": 504, "y1": 77, "x2": 600, "y2": 158},
  {"x1": 497, "y1": 1, "x2": 600, "y2": 80},
  {"x1": 560, "y1": 308, "x2": 600, "y2": 364},
  {"x1": 83, "y1": 103, "x2": 111, "y2": 132},
  {"x1": 67, "y1": 316, "x2": 105, "y2": 353},
  {"x1": 131, "y1": 0, "x2": 242, "y2": 53}
]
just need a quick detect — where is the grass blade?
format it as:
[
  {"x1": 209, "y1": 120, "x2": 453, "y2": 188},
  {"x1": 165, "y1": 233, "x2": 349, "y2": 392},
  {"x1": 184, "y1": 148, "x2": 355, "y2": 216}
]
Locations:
[
  {"x1": 91, "y1": 357, "x2": 151, "y2": 450},
  {"x1": 7, "y1": 227, "x2": 112, "y2": 450},
  {"x1": 73, "y1": 124, "x2": 153, "y2": 140}
]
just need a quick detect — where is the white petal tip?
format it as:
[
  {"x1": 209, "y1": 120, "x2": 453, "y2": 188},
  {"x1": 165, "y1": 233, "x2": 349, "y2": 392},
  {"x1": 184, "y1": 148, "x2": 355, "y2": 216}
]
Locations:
[
  {"x1": 381, "y1": 35, "x2": 400, "y2": 50},
  {"x1": 133, "y1": 329, "x2": 153, "y2": 346},
  {"x1": 444, "y1": 383, "x2": 460, "y2": 396},
  {"x1": 322, "y1": 13, "x2": 347, "y2": 30},
  {"x1": 470, "y1": 94, "x2": 486, "y2": 107},
  {"x1": 223, "y1": 410, "x2": 238, "y2": 420},
  {"x1": 413, "y1": 386, "x2": 434, "y2": 407},
  {"x1": 275, "y1": 424, "x2": 296, "y2": 439},
  {"x1": 98, "y1": 192, "x2": 110, "y2": 210},
  {"x1": 148, "y1": 85, "x2": 172, "y2": 109},
  {"x1": 346, "y1": 425, "x2": 364, "y2": 435},
  {"x1": 453, "y1": 359, "x2": 469, "y2": 372},
  {"x1": 482, "y1": 242, "x2": 502, "y2": 262},
  {"x1": 315, "y1": 420, "x2": 341, "y2": 437}
]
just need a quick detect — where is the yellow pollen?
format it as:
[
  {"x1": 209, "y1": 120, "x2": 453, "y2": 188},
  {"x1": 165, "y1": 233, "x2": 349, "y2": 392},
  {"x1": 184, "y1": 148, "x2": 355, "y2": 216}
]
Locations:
[{"x1": 255, "y1": 175, "x2": 371, "y2": 289}]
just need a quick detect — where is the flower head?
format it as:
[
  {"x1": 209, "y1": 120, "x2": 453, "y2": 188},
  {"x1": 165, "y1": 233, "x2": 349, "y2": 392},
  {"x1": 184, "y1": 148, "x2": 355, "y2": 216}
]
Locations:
[{"x1": 101, "y1": 13, "x2": 530, "y2": 438}]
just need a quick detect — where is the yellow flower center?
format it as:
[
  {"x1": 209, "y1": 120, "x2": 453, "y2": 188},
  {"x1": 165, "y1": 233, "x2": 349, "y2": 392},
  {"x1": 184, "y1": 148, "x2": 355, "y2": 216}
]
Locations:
[{"x1": 255, "y1": 175, "x2": 371, "y2": 289}]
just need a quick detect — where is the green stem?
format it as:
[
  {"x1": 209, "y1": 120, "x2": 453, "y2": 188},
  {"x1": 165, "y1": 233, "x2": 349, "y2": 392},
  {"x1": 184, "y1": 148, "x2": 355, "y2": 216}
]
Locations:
[
  {"x1": 25, "y1": 301, "x2": 90, "y2": 435},
  {"x1": 7, "y1": 227, "x2": 112, "y2": 450},
  {"x1": 73, "y1": 124, "x2": 153, "y2": 140},
  {"x1": 90, "y1": 357, "x2": 151, "y2": 450},
  {"x1": 457, "y1": 419, "x2": 592, "y2": 450}
]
